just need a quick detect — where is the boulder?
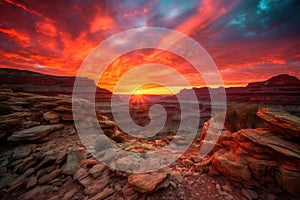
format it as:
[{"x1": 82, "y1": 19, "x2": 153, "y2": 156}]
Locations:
[
  {"x1": 89, "y1": 163, "x2": 106, "y2": 178},
  {"x1": 211, "y1": 149, "x2": 258, "y2": 187},
  {"x1": 128, "y1": 172, "x2": 168, "y2": 193}
]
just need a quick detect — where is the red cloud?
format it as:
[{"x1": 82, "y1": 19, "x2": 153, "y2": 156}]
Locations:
[
  {"x1": 123, "y1": 8, "x2": 149, "y2": 17},
  {"x1": 35, "y1": 21, "x2": 57, "y2": 37},
  {"x1": 0, "y1": 28, "x2": 30, "y2": 46},
  {"x1": 1, "y1": 0, "x2": 299, "y2": 93}
]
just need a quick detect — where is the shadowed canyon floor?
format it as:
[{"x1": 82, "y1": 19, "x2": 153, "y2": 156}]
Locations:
[{"x1": 0, "y1": 90, "x2": 300, "y2": 200}]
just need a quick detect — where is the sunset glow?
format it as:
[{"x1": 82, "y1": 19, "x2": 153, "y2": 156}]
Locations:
[
  {"x1": 135, "y1": 90, "x2": 141, "y2": 95},
  {"x1": 0, "y1": 0, "x2": 299, "y2": 94},
  {"x1": 130, "y1": 92, "x2": 147, "y2": 109}
]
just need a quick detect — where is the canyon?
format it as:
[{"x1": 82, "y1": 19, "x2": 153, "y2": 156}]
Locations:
[{"x1": 0, "y1": 68, "x2": 300, "y2": 199}]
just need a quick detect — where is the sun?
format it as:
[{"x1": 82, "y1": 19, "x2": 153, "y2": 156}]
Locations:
[
  {"x1": 130, "y1": 89, "x2": 147, "y2": 108},
  {"x1": 135, "y1": 90, "x2": 141, "y2": 95}
]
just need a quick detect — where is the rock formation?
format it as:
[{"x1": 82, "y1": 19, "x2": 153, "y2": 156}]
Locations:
[
  {"x1": 1, "y1": 85, "x2": 300, "y2": 199},
  {"x1": 199, "y1": 107, "x2": 300, "y2": 195},
  {"x1": 0, "y1": 89, "x2": 114, "y2": 199},
  {"x1": 176, "y1": 74, "x2": 300, "y2": 106},
  {"x1": 0, "y1": 90, "x2": 174, "y2": 199},
  {"x1": 0, "y1": 68, "x2": 112, "y2": 102}
]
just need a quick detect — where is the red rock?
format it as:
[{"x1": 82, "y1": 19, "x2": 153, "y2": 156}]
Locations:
[
  {"x1": 83, "y1": 174, "x2": 110, "y2": 195},
  {"x1": 238, "y1": 128, "x2": 300, "y2": 159},
  {"x1": 22, "y1": 185, "x2": 53, "y2": 199},
  {"x1": 43, "y1": 111, "x2": 61, "y2": 124},
  {"x1": 257, "y1": 108, "x2": 300, "y2": 138},
  {"x1": 89, "y1": 188, "x2": 114, "y2": 200},
  {"x1": 276, "y1": 162, "x2": 300, "y2": 193},
  {"x1": 62, "y1": 188, "x2": 78, "y2": 200},
  {"x1": 12, "y1": 145, "x2": 35, "y2": 159},
  {"x1": 211, "y1": 149, "x2": 258, "y2": 187},
  {"x1": 128, "y1": 172, "x2": 167, "y2": 193},
  {"x1": 203, "y1": 107, "x2": 300, "y2": 193},
  {"x1": 264, "y1": 74, "x2": 300, "y2": 86},
  {"x1": 15, "y1": 156, "x2": 35, "y2": 174},
  {"x1": 89, "y1": 163, "x2": 106, "y2": 178},
  {"x1": 38, "y1": 169, "x2": 62, "y2": 185}
]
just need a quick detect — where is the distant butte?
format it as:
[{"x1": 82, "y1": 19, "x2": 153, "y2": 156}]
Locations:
[
  {"x1": 0, "y1": 68, "x2": 112, "y2": 102},
  {"x1": 176, "y1": 73, "x2": 300, "y2": 105},
  {"x1": 247, "y1": 74, "x2": 300, "y2": 87}
]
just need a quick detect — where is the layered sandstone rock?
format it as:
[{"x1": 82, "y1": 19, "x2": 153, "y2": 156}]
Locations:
[
  {"x1": 257, "y1": 107, "x2": 300, "y2": 138},
  {"x1": 200, "y1": 108, "x2": 300, "y2": 193},
  {"x1": 2, "y1": 88, "x2": 299, "y2": 199},
  {"x1": 128, "y1": 171, "x2": 168, "y2": 193},
  {"x1": 0, "y1": 89, "x2": 119, "y2": 199},
  {"x1": 0, "y1": 90, "x2": 175, "y2": 199}
]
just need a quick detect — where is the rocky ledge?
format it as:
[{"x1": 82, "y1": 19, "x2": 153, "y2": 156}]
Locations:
[{"x1": 199, "y1": 107, "x2": 300, "y2": 196}]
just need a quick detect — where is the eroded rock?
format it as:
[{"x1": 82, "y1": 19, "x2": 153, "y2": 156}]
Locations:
[
  {"x1": 7, "y1": 124, "x2": 64, "y2": 142},
  {"x1": 257, "y1": 108, "x2": 300, "y2": 138},
  {"x1": 201, "y1": 108, "x2": 300, "y2": 193},
  {"x1": 128, "y1": 172, "x2": 168, "y2": 193}
]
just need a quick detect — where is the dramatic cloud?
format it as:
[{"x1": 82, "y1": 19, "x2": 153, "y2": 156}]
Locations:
[{"x1": 0, "y1": 0, "x2": 299, "y2": 93}]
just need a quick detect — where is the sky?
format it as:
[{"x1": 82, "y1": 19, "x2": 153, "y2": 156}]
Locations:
[{"x1": 0, "y1": 0, "x2": 300, "y2": 94}]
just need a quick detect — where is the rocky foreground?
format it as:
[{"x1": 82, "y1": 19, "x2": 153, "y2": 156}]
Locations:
[
  {"x1": 0, "y1": 90, "x2": 300, "y2": 200},
  {"x1": 199, "y1": 108, "x2": 300, "y2": 197}
]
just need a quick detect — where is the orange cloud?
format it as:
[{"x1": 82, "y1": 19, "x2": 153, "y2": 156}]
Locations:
[
  {"x1": 90, "y1": 15, "x2": 114, "y2": 33},
  {"x1": 35, "y1": 21, "x2": 57, "y2": 37},
  {"x1": 0, "y1": 28, "x2": 30, "y2": 46},
  {"x1": 97, "y1": 49, "x2": 204, "y2": 94},
  {"x1": 1, "y1": 0, "x2": 299, "y2": 93}
]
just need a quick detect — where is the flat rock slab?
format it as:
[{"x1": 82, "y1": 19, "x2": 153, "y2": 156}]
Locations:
[
  {"x1": 257, "y1": 108, "x2": 300, "y2": 138},
  {"x1": 239, "y1": 128, "x2": 300, "y2": 159},
  {"x1": 8, "y1": 124, "x2": 64, "y2": 141}
]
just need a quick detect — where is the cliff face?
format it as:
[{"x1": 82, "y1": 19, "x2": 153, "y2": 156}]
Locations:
[
  {"x1": 0, "y1": 68, "x2": 112, "y2": 102},
  {"x1": 177, "y1": 74, "x2": 300, "y2": 105}
]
